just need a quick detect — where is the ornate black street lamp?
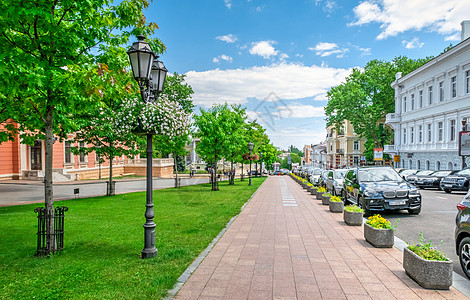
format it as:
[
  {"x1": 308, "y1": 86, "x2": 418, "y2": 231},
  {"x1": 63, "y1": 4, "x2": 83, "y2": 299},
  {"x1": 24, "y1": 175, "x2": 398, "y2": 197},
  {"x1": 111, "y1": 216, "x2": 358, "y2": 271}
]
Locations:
[
  {"x1": 127, "y1": 35, "x2": 167, "y2": 259},
  {"x1": 248, "y1": 142, "x2": 254, "y2": 186},
  {"x1": 260, "y1": 152, "x2": 263, "y2": 177}
]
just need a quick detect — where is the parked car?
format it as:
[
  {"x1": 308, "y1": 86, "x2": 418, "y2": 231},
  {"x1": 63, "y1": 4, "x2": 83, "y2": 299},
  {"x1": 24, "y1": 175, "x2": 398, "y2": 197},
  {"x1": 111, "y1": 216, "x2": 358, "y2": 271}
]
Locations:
[
  {"x1": 309, "y1": 168, "x2": 322, "y2": 186},
  {"x1": 415, "y1": 170, "x2": 457, "y2": 190},
  {"x1": 325, "y1": 169, "x2": 348, "y2": 196},
  {"x1": 399, "y1": 169, "x2": 419, "y2": 181},
  {"x1": 318, "y1": 170, "x2": 329, "y2": 188},
  {"x1": 406, "y1": 170, "x2": 435, "y2": 185},
  {"x1": 280, "y1": 168, "x2": 290, "y2": 175},
  {"x1": 455, "y1": 190, "x2": 470, "y2": 280},
  {"x1": 342, "y1": 166, "x2": 422, "y2": 217},
  {"x1": 271, "y1": 171, "x2": 283, "y2": 176},
  {"x1": 440, "y1": 169, "x2": 470, "y2": 193}
]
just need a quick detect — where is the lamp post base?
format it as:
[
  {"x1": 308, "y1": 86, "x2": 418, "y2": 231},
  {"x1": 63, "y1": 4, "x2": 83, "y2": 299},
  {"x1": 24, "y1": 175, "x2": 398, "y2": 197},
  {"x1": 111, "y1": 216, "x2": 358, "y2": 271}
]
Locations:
[{"x1": 142, "y1": 248, "x2": 158, "y2": 259}]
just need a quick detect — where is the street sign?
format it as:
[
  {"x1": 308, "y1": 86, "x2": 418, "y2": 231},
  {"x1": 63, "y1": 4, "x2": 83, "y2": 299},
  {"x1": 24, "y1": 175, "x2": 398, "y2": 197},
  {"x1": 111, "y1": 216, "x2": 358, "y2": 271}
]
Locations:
[
  {"x1": 459, "y1": 131, "x2": 470, "y2": 156},
  {"x1": 287, "y1": 155, "x2": 291, "y2": 165},
  {"x1": 393, "y1": 155, "x2": 400, "y2": 163},
  {"x1": 373, "y1": 148, "x2": 383, "y2": 161}
]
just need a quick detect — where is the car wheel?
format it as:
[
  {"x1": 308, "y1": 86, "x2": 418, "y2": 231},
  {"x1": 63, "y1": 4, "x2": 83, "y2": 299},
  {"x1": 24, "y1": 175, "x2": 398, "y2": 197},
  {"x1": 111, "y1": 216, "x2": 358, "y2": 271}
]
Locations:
[
  {"x1": 459, "y1": 237, "x2": 470, "y2": 280},
  {"x1": 342, "y1": 190, "x2": 348, "y2": 204},
  {"x1": 359, "y1": 197, "x2": 371, "y2": 217},
  {"x1": 444, "y1": 189, "x2": 452, "y2": 194},
  {"x1": 407, "y1": 207, "x2": 421, "y2": 214}
]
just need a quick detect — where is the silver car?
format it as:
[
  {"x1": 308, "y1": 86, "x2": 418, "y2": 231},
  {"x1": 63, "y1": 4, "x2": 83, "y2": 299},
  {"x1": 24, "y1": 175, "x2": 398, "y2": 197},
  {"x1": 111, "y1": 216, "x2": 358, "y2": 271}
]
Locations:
[
  {"x1": 309, "y1": 168, "x2": 323, "y2": 186},
  {"x1": 326, "y1": 169, "x2": 348, "y2": 196}
]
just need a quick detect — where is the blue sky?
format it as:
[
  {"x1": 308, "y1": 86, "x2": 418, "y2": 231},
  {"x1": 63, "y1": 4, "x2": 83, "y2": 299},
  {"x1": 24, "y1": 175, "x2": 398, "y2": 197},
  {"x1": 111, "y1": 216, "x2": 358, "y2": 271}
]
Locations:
[{"x1": 146, "y1": 0, "x2": 469, "y2": 150}]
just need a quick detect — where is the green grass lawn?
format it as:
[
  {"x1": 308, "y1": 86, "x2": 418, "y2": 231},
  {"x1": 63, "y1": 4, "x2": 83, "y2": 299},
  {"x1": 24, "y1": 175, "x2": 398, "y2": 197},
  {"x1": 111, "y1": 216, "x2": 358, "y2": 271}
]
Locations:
[{"x1": 0, "y1": 177, "x2": 265, "y2": 299}]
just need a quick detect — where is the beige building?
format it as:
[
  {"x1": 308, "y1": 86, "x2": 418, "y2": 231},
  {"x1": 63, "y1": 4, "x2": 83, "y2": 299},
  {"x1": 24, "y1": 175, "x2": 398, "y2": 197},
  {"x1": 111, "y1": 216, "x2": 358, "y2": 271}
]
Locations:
[
  {"x1": 326, "y1": 120, "x2": 366, "y2": 168},
  {"x1": 303, "y1": 144, "x2": 312, "y2": 165}
]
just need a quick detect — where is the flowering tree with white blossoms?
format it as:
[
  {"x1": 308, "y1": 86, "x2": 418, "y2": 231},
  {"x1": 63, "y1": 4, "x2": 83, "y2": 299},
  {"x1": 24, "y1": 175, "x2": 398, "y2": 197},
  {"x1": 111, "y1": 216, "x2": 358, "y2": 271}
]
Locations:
[{"x1": 115, "y1": 96, "x2": 191, "y2": 137}]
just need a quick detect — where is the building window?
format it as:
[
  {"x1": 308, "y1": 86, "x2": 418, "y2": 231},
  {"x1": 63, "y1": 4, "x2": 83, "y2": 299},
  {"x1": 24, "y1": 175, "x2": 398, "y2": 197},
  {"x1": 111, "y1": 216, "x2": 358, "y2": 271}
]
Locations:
[
  {"x1": 438, "y1": 122, "x2": 443, "y2": 142},
  {"x1": 451, "y1": 76, "x2": 457, "y2": 98},
  {"x1": 426, "y1": 160, "x2": 430, "y2": 170},
  {"x1": 419, "y1": 125, "x2": 422, "y2": 143},
  {"x1": 409, "y1": 160, "x2": 413, "y2": 169},
  {"x1": 427, "y1": 123, "x2": 432, "y2": 143},
  {"x1": 79, "y1": 142, "x2": 86, "y2": 163},
  {"x1": 419, "y1": 90, "x2": 423, "y2": 108},
  {"x1": 410, "y1": 127, "x2": 414, "y2": 144},
  {"x1": 466, "y1": 70, "x2": 470, "y2": 94},
  {"x1": 439, "y1": 81, "x2": 444, "y2": 102},
  {"x1": 411, "y1": 94, "x2": 415, "y2": 110},
  {"x1": 403, "y1": 97, "x2": 407, "y2": 113},
  {"x1": 428, "y1": 86, "x2": 433, "y2": 105},
  {"x1": 65, "y1": 142, "x2": 72, "y2": 164},
  {"x1": 436, "y1": 161, "x2": 441, "y2": 171},
  {"x1": 353, "y1": 140, "x2": 359, "y2": 151},
  {"x1": 417, "y1": 160, "x2": 421, "y2": 170},
  {"x1": 450, "y1": 119, "x2": 456, "y2": 141},
  {"x1": 403, "y1": 128, "x2": 407, "y2": 144}
]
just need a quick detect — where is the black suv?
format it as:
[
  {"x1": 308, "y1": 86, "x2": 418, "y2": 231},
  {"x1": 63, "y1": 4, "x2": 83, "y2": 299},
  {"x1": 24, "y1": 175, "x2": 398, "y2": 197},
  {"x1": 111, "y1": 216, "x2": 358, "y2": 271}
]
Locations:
[
  {"x1": 440, "y1": 169, "x2": 470, "y2": 193},
  {"x1": 415, "y1": 170, "x2": 457, "y2": 190},
  {"x1": 343, "y1": 166, "x2": 422, "y2": 217},
  {"x1": 456, "y1": 191, "x2": 470, "y2": 279}
]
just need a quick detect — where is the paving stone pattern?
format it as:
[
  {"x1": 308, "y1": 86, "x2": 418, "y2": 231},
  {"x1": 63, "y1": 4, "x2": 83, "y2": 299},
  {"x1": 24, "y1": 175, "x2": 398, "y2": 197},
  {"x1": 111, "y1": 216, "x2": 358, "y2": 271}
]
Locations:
[{"x1": 174, "y1": 176, "x2": 468, "y2": 300}]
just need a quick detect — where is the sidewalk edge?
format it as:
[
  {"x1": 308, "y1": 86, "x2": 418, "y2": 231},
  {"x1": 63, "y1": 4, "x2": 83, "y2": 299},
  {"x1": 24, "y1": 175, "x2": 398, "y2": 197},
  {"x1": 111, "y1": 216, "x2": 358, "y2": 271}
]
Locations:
[{"x1": 164, "y1": 179, "x2": 267, "y2": 300}]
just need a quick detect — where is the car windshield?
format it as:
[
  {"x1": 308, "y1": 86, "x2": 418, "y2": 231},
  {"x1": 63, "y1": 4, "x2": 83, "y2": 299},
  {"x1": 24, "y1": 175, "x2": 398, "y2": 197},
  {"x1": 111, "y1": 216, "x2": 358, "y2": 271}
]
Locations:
[
  {"x1": 334, "y1": 170, "x2": 347, "y2": 179},
  {"x1": 416, "y1": 170, "x2": 434, "y2": 176},
  {"x1": 400, "y1": 170, "x2": 417, "y2": 176},
  {"x1": 313, "y1": 169, "x2": 322, "y2": 175},
  {"x1": 358, "y1": 168, "x2": 402, "y2": 182},
  {"x1": 433, "y1": 171, "x2": 452, "y2": 177},
  {"x1": 456, "y1": 169, "x2": 470, "y2": 176}
]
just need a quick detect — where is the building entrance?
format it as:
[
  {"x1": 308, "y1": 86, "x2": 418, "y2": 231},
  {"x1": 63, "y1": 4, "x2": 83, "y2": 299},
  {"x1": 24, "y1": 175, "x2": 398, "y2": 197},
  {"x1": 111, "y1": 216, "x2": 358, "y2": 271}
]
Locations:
[{"x1": 31, "y1": 141, "x2": 42, "y2": 170}]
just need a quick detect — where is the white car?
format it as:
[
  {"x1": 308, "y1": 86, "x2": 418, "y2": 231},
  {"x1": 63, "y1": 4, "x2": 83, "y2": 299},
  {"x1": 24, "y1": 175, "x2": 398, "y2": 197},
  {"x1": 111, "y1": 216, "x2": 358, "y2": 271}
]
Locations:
[
  {"x1": 325, "y1": 169, "x2": 348, "y2": 196},
  {"x1": 309, "y1": 169, "x2": 323, "y2": 186}
]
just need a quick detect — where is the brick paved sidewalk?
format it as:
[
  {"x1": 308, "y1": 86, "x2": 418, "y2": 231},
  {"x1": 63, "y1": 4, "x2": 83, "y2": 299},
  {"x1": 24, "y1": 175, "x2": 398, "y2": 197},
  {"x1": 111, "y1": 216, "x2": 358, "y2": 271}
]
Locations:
[{"x1": 174, "y1": 176, "x2": 467, "y2": 299}]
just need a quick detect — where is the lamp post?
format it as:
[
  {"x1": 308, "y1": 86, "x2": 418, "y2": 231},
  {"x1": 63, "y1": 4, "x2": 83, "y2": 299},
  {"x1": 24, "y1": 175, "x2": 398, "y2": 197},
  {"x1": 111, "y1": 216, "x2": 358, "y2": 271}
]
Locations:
[
  {"x1": 462, "y1": 120, "x2": 467, "y2": 169},
  {"x1": 260, "y1": 152, "x2": 263, "y2": 177},
  {"x1": 248, "y1": 142, "x2": 254, "y2": 186},
  {"x1": 127, "y1": 35, "x2": 167, "y2": 259}
]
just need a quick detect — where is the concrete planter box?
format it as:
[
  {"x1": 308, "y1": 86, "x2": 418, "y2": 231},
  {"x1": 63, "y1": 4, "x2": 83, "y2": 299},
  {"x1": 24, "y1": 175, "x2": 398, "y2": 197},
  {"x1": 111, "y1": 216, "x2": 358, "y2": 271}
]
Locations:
[
  {"x1": 315, "y1": 191, "x2": 322, "y2": 200},
  {"x1": 321, "y1": 194, "x2": 331, "y2": 205},
  {"x1": 364, "y1": 223, "x2": 394, "y2": 248},
  {"x1": 302, "y1": 183, "x2": 307, "y2": 189},
  {"x1": 307, "y1": 186, "x2": 312, "y2": 193},
  {"x1": 343, "y1": 210, "x2": 363, "y2": 226},
  {"x1": 403, "y1": 247, "x2": 453, "y2": 290},
  {"x1": 329, "y1": 201, "x2": 344, "y2": 213},
  {"x1": 310, "y1": 188, "x2": 317, "y2": 195}
]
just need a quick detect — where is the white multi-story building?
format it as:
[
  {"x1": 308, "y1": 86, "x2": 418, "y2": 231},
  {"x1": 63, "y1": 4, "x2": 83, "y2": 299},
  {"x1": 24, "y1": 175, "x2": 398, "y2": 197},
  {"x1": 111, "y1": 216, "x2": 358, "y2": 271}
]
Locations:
[{"x1": 385, "y1": 21, "x2": 470, "y2": 171}]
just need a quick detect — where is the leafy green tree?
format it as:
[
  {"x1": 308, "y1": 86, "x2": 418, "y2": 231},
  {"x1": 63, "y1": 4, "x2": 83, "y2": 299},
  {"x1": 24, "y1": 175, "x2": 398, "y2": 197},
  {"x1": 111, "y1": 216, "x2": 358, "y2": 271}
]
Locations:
[
  {"x1": 195, "y1": 104, "x2": 244, "y2": 191},
  {"x1": 71, "y1": 63, "x2": 143, "y2": 196},
  {"x1": 325, "y1": 56, "x2": 431, "y2": 148},
  {"x1": 288, "y1": 145, "x2": 303, "y2": 157},
  {"x1": 154, "y1": 72, "x2": 194, "y2": 188},
  {"x1": 280, "y1": 153, "x2": 301, "y2": 169},
  {"x1": 0, "y1": 0, "x2": 162, "y2": 254}
]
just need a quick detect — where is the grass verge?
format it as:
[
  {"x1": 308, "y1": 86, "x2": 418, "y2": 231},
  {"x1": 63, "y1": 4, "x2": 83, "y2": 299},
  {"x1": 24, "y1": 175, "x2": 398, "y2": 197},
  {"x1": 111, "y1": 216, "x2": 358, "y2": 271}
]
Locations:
[{"x1": 0, "y1": 177, "x2": 265, "y2": 299}]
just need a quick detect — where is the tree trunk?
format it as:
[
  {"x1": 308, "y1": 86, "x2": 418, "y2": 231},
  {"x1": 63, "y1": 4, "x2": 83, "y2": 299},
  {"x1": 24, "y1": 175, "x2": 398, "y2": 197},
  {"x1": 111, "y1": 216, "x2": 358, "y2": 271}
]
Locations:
[
  {"x1": 212, "y1": 153, "x2": 219, "y2": 191},
  {"x1": 229, "y1": 160, "x2": 234, "y2": 185},
  {"x1": 107, "y1": 155, "x2": 115, "y2": 196},
  {"x1": 44, "y1": 105, "x2": 56, "y2": 254},
  {"x1": 174, "y1": 155, "x2": 179, "y2": 188},
  {"x1": 241, "y1": 163, "x2": 244, "y2": 181}
]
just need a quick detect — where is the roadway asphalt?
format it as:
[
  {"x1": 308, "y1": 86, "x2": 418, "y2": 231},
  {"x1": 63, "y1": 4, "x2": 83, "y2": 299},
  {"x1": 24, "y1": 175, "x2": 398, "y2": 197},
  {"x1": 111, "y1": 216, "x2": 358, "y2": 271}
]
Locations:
[{"x1": 0, "y1": 178, "x2": 210, "y2": 207}]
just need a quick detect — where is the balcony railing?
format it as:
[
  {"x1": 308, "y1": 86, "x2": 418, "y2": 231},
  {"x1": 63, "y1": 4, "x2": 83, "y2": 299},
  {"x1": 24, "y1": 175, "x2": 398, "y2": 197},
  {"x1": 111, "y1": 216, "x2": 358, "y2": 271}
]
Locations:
[
  {"x1": 385, "y1": 113, "x2": 400, "y2": 124},
  {"x1": 336, "y1": 149, "x2": 344, "y2": 154}
]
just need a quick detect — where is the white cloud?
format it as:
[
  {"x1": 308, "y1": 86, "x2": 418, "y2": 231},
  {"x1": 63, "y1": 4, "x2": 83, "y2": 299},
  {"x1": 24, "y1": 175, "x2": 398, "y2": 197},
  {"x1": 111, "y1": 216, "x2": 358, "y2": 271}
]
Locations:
[
  {"x1": 184, "y1": 63, "x2": 352, "y2": 107},
  {"x1": 216, "y1": 34, "x2": 238, "y2": 43},
  {"x1": 349, "y1": 0, "x2": 470, "y2": 40},
  {"x1": 359, "y1": 47, "x2": 372, "y2": 56},
  {"x1": 212, "y1": 54, "x2": 233, "y2": 63},
  {"x1": 402, "y1": 37, "x2": 424, "y2": 49},
  {"x1": 309, "y1": 42, "x2": 349, "y2": 57},
  {"x1": 249, "y1": 41, "x2": 279, "y2": 59},
  {"x1": 224, "y1": 0, "x2": 231, "y2": 9},
  {"x1": 276, "y1": 104, "x2": 325, "y2": 118},
  {"x1": 256, "y1": 5, "x2": 265, "y2": 12},
  {"x1": 315, "y1": 0, "x2": 338, "y2": 14}
]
